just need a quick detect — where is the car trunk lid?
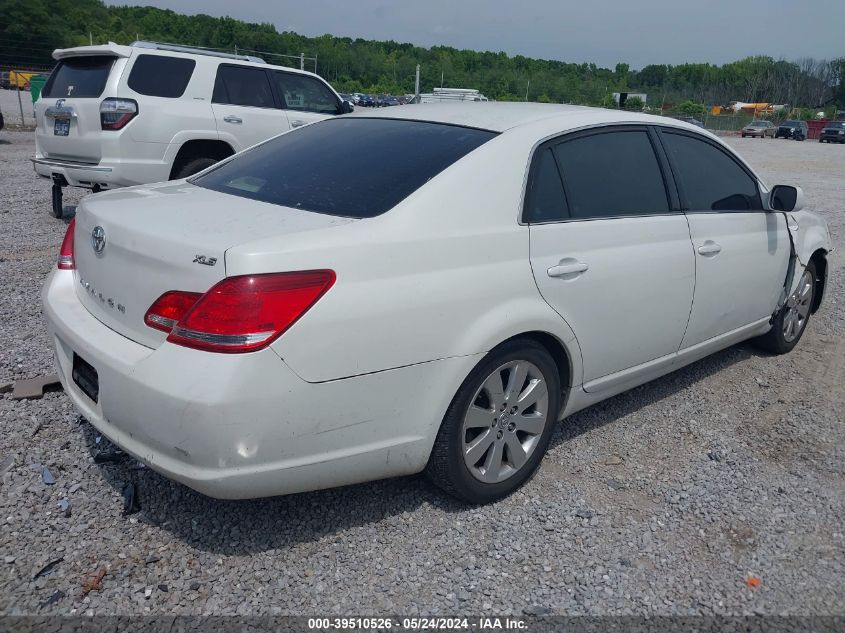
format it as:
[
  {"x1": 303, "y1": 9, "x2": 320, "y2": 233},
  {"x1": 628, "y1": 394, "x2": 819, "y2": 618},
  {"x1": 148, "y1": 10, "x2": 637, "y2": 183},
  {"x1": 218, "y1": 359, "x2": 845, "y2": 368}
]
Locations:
[{"x1": 73, "y1": 181, "x2": 357, "y2": 348}]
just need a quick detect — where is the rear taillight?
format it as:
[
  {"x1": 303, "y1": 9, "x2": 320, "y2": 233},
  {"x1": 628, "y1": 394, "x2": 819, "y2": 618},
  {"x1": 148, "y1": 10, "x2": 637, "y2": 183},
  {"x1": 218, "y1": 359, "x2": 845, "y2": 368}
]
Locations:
[
  {"x1": 144, "y1": 291, "x2": 202, "y2": 333},
  {"x1": 57, "y1": 218, "x2": 76, "y2": 270},
  {"x1": 100, "y1": 98, "x2": 138, "y2": 130},
  {"x1": 145, "y1": 271, "x2": 335, "y2": 353}
]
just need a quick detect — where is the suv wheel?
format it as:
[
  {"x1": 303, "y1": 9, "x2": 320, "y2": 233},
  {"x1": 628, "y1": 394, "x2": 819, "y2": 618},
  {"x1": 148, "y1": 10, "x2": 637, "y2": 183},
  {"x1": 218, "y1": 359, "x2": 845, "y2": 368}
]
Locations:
[
  {"x1": 425, "y1": 338, "x2": 561, "y2": 504},
  {"x1": 173, "y1": 157, "x2": 218, "y2": 180}
]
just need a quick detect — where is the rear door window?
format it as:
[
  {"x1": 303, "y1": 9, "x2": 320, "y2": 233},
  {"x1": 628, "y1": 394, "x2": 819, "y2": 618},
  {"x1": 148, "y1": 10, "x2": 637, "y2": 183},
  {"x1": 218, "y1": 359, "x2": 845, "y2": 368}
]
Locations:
[
  {"x1": 43, "y1": 56, "x2": 115, "y2": 98},
  {"x1": 212, "y1": 65, "x2": 275, "y2": 108},
  {"x1": 660, "y1": 131, "x2": 762, "y2": 211},
  {"x1": 552, "y1": 129, "x2": 669, "y2": 219},
  {"x1": 273, "y1": 72, "x2": 340, "y2": 114},
  {"x1": 128, "y1": 54, "x2": 195, "y2": 98},
  {"x1": 193, "y1": 118, "x2": 496, "y2": 217}
]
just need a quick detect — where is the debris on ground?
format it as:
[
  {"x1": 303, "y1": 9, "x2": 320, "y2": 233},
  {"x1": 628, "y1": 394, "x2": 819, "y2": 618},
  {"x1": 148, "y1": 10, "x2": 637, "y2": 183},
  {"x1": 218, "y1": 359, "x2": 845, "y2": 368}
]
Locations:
[
  {"x1": 81, "y1": 567, "x2": 107, "y2": 596},
  {"x1": 746, "y1": 574, "x2": 762, "y2": 589},
  {"x1": 121, "y1": 482, "x2": 140, "y2": 515},
  {"x1": 10, "y1": 374, "x2": 61, "y2": 400},
  {"x1": 40, "y1": 590, "x2": 65, "y2": 608},
  {"x1": 604, "y1": 455, "x2": 624, "y2": 466},
  {"x1": 41, "y1": 467, "x2": 55, "y2": 485},
  {"x1": 57, "y1": 498, "x2": 71, "y2": 517},
  {"x1": 33, "y1": 558, "x2": 63, "y2": 580},
  {"x1": 0, "y1": 381, "x2": 12, "y2": 394}
]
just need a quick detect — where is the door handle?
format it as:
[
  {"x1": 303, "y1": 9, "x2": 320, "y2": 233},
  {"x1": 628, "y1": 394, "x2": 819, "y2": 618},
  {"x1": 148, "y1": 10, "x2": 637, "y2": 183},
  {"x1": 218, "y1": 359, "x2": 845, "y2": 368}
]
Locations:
[
  {"x1": 697, "y1": 241, "x2": 722, "y2": 256},
  {"x1": 291, "y1": 120, "x2": 306, "y2": 128},
  {"x1": 223, "y1": 115, "x2": 242, "y2": 124},
  {"x1": 547, "y1": 259, "x2": 589, "y2": 278}
]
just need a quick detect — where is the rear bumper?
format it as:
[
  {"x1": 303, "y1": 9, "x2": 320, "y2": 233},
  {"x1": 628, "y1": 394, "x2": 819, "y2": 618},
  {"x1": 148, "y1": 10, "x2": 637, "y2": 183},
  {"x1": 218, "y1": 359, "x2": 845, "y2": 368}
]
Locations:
[
  {"x1": 33, "y1": 155, "x2": 171, "y2": 189},
  {"x1": 43, "y1": 269, "x2": 473, "y2": 498}
]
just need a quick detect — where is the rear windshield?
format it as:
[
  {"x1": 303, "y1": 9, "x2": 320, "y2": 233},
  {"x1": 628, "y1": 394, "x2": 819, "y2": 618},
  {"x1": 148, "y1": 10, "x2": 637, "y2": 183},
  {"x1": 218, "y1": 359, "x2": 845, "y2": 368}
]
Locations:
[
  {"x1": 43, "y1": 56, "x2": 114, "y2": 98},
  {"x1": 193, "y1": 118, "x2": 497, "y2": 218},
  {"x1": 782, "y1": 120, "x2": 801, "y2": 126},
  {"x1": 826, "y1": 121, "x2": 845, "y2": 129}
]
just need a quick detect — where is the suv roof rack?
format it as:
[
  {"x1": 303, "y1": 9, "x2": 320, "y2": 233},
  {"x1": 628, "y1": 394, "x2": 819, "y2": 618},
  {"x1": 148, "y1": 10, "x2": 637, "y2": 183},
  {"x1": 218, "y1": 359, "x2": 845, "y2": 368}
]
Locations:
[{"x1": 131, "y1": 41, "x2": 265, "y2": 64}]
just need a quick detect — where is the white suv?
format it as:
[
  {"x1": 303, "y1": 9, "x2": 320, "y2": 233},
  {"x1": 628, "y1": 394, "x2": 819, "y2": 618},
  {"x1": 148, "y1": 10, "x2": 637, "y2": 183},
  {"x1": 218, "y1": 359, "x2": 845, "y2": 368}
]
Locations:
[{"x1": 33, "y1": 41, "x2": 352, "y2": 217}]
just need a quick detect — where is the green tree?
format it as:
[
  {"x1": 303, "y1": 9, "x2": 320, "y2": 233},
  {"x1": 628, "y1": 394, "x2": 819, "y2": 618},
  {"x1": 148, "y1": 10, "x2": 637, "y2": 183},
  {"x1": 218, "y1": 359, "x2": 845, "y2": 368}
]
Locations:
[
  {"x1": 624, "y1": 96, "x2": 644, "y2": 111},
  {"x1": 677, "y1": 100, "x2": 708, "y2": 118}
]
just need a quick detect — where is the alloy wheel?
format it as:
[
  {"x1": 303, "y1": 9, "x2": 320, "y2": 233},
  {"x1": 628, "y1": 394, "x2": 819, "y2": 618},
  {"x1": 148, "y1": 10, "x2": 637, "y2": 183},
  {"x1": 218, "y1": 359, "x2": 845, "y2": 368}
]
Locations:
[
  {"x1": 461, "y1": 361, "x2": 549, "y2": 484},
  {"x1": 783, "y1": 269, "x2": 813, "y2": 343}
]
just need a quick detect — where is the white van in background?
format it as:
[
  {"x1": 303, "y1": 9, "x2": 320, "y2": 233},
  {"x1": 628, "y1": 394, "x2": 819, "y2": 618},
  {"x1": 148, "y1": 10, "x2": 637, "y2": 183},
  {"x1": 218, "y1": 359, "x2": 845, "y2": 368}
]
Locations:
[{"x1": 33, "y1": 41, "x2": 352, "y2": 217}]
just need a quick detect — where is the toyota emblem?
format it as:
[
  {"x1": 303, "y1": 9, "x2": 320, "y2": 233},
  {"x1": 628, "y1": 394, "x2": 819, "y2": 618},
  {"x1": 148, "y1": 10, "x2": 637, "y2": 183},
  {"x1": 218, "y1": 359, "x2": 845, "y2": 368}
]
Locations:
[{"x1": 91, "y1": 226, "x2": 106, "y2": 254}]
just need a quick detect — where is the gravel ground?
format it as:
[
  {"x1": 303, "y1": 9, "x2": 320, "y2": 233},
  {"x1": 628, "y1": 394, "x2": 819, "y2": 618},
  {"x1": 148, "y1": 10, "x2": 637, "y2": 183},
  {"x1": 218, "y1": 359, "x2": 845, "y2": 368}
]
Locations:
[{"x1": 1, "y1": 129, "x2": 843, "y2": 617}]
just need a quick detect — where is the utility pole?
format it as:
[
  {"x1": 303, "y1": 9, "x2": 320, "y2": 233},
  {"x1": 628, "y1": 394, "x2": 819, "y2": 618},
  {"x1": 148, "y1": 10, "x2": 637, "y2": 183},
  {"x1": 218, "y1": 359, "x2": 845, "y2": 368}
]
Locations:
[
  {"x1": 300, "y1": 53, "x2": 305, "y2": 71},
  {"x1": 314, "y1": 54, "x2": 318, "y2": 74},
  {"x1": 414, "y1": 64, "x2": 420, "y2": 104},
  {"x1": 89, "y1": 32, "x2": 93, "y2": 46},
  {"x1": 525, "y1": 80, "x2": 530, "y2": 102},
  {"x1": 440, "y1": 70, "x2": 444, "y2": 89}
]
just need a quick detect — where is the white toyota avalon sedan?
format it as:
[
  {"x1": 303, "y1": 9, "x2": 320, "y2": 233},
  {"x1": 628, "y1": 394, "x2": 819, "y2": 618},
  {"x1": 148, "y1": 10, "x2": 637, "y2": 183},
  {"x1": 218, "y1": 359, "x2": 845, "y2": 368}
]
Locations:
[{"x1": 43, "y1": 103, "x2": 831, "y2": 504}]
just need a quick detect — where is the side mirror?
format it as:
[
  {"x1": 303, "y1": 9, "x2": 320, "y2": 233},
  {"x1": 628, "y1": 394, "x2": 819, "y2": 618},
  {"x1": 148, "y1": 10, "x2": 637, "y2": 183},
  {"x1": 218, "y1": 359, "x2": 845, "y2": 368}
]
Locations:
[
  {"x1": 340, "y1": 100, "x2": 354, "y2": 114},
  {"x1": 770, "y1": 185, "x2": 804, "y2": 212}
]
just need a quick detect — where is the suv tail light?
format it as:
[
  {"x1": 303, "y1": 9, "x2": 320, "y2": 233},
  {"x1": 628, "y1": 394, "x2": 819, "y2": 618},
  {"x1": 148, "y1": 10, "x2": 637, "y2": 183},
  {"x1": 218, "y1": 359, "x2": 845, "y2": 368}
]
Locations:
[
  {"x1": 100, "y1": 98, "x2": 138, "y2": 130},
  {"x1": 145, "y1": 271, "x2": 335, "y2": 353},
  {"x1": 57, "y1": 218, "x2": 76, "y2": 270}
]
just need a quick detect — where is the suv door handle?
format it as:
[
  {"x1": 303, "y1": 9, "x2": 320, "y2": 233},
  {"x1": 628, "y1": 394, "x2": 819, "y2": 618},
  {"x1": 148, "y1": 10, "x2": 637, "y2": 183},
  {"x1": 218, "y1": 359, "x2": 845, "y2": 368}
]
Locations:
[
  {"x1": 291, "y1": 120, "x2": 306, "y2": 128},
  {"x1": 697, "y1": 241, "x2": 722, "y2": 256},
  {"x1": 547, "y1": 259, "x2": 589, "y2": 278},
  {"x1": 223, "y1": 115, "x2": 242, "y2": 124}
]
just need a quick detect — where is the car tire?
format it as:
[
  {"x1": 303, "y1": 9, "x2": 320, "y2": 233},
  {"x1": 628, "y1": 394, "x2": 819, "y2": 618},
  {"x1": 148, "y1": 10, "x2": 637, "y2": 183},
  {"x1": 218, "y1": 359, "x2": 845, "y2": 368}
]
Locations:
[
  {"x1": 425, "y1": 338, "x2": 561, "y2": 504},
  {"x1": 172, "y1": 157, "x2": 218, "y2": 180},
  {"x1": 752, "y1": 261, "x2": 816, "y2": 355}
]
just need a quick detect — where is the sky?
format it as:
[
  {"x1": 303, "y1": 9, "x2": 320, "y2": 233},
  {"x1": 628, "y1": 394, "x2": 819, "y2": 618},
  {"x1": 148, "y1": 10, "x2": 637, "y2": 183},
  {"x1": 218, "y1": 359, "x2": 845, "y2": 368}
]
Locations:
[{"x1": 105, "y1": 0, "x2": 845, "y2": 69}]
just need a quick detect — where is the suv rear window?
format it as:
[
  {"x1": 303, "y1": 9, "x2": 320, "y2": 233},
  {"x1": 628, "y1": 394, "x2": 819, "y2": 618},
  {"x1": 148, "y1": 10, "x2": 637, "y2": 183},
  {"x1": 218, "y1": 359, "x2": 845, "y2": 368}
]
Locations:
[
  {"x1": 193, "y1": 118, "x2": 496, "y2": 218},
  {"x1": 43, "y1": 56, "x2": 114, "y2": 98},
  {"x1": 128, "y1": 54, "x2": 195, "y2": 98}
]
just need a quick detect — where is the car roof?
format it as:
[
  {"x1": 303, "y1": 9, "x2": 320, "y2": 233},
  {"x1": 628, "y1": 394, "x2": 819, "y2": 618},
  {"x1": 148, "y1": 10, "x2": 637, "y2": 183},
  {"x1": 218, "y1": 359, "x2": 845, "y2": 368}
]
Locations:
[
  {"x1": 345, "y1": 101, "x2": 705, "y2": 134},
  {"x1": 51, "y1": 42, "x2": 325, "y2": 79}
]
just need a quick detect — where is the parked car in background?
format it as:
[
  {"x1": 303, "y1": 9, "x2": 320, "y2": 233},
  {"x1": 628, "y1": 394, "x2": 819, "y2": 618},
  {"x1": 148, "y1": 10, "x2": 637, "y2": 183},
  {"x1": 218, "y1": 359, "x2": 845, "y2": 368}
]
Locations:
[
  {"x1": 358, "y1": 94, "x2": 375, "y2": 107},
  {"x1": 775, "y1": 120, "x2": 808, "y2": 140},
  {"x1": 43, "y1": 104, "x2": 830, "y2": 504},
  {"x1": 818, "y1": 120, "x2": 845, "y2": 143},
  {"x1": 741, "y1": 120, "x2": 775, "y2": 138},
  {"x1": 33, "y1": 41, "x2": 351, "y2": 218}
]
